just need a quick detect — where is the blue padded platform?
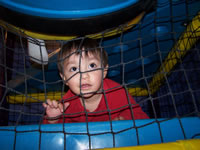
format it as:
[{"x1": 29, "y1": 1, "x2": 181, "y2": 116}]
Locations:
[
  {"x1": 0, "y1": 117, "x2": 199, "y2": 150},
  {"x1": 0, "y1": 0, "x2": 139, "y2": 18},
  {"x1": 0, "y1": 0, "x2": 153, "y2": 35}
]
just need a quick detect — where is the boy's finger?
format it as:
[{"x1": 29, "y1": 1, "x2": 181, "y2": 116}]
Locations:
[
  {"x1": 58, "y1": 103, "x2": 64, "y2": 112},
  {"x1": 42, "y1": 102, "x2": 47, "y2": 108},
  {"x1": 58, "y1": 102, "x2": 70, "y2": 113},
  {"x1": 64, "y1": 102, "x2": 70, "y2": 109},
  {"x1": 112, "y1": 117, "x2": 118, "y2": 121},
  {"x1": 46, "y1": 99, "x2": 52, "y2": 106},
  {"x1": 112, "y1": 116, "x2": 125, "y2": 121},
  {"x1": 118, "y1": 116, "x2": 125, "y2": 120},
  {"x1": 52, "y1": 100, "x2": 58, "y2": 108}
]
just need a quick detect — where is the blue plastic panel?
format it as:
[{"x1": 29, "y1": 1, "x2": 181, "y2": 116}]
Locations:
[
  {"x1": 0, "y1": 117, "x2": 199, "y2": 150},
  {"x1": 0, "y1": 0, "x2": 139, "y2": 18}
]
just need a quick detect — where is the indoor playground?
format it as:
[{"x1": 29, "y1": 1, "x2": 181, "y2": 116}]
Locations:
[{"x1": 0, "y1": 0, "x2": 200, "y2": 149}]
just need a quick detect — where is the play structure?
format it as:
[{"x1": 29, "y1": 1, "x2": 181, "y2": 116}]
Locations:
[{"x1": 0, "y1": 0, "x2": 199, "y2": 149}]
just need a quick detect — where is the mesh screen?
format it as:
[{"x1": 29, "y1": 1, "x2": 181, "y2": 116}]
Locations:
[{"x1": 0, "y1": 0, "x2": 200, "y2": 149}]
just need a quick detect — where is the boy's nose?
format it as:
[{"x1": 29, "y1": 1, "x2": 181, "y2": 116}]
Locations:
[{"x1": 80, "y1": 71, "x2": 89, "y2": 79}]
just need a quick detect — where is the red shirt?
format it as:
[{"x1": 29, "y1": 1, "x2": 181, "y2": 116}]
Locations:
[{"x1": 43, "y1": 79, "x2": 148, "y2": 123}]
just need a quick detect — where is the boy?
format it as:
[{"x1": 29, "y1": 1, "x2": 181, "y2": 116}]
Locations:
[{"x1": 43, "y1": 39, "x2": 148, "y2": 124}]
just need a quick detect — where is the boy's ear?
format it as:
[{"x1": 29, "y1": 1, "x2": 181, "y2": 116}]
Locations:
[
  {"x1": 59, "y1": 73, "x2": 68, "y2": 85},
  {"x1": 103, "y1": 65, "x2": 108, "y2": 79}
]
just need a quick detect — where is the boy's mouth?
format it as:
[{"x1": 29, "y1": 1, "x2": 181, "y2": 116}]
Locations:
[{"x1": 81, "y1": 84, "x2": 91, "y2": 89}]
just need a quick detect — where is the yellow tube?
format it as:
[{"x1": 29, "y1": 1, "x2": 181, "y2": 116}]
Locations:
[
  {"x1": 0, "y1": 12, "x2": 145, "y2": 40},
  {"x1": 148, "y1": 12, "x2": 200, "y2": 95},
  {"x1": 99, "y1": 139, "x2": 200, "y2": 150},
  {"x1": 129, "y1": 12, "x2": 200, "y2": 96},
  {"x1": 87, "y1": 12, "x2": 145, "y2": 39},
  {"x1": 0, "y1": 20, "x2": 77, "y2": 40},
  {"x1": 7, "y1": 92, "x2": 62, "y2": 103},
  {"x1": 7, "y1": 87, "x2": 148, "y2": 103}
]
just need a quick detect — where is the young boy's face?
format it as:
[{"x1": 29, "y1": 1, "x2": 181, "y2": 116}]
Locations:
[{"x1": 61, "y1": 50, "x2": 107, "y2": 97}]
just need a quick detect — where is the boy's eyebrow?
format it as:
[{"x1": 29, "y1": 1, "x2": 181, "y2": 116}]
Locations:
[
  {"x1": 65, "y1": 60, "x2": 77, "y2": 65},
  {"x1": 87, "y1": 56, "x2": 99, "y2": 60},
  {"x1": 67, "y1": 57, "x2": 99, "y2": 65},
  {"x1": 64, "y1": 52, "x2": 101, "y2": 64},
  {"x1": 87, "y1": 54, "x2": 101, "y2": 60}
]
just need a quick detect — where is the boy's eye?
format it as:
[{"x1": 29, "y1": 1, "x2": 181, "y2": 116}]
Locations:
[
  {"x1": 89, "y1": 63, "x2": 97, "y2": 69},
  {"x1": 70, "y1": 67, "x2": 79, "y2": 72}
]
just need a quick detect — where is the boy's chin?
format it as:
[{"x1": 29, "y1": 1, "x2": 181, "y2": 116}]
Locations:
[
  {"x1": 79, "y1": 91, "x2": 97, "y2": 98},
  {"x1": 81, "y1": 93, "x2": 94, "y2": 98}
]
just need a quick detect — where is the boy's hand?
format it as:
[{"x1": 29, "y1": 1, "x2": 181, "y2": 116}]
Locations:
[
  {"x1": 43, "y1": 99, "x2": 70, "y2": 123},
  {"x1": 113, "y1": 116, "x2": 125, "y2": 121}
]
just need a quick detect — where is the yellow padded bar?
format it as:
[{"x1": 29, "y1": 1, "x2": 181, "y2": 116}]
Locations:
[
  {"x1": 129, "y1": 11, "x2": 200, "y2": 96},
  {"x1": 98, "y1": 139, "x2": 200, "y2": 150},
  {"x1": 7, "y1": 92, "x2": 62, "y2": 103},
  {"x1": 7, "y1": 88, "x2": 147, "y2": 103},
  {"x1": 0, "y1": 12, "x2": 145, "y2": 40}
]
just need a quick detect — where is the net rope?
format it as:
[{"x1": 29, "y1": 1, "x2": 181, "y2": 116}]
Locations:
[{"x1": 0, "y1": 0, "x2": 200, "y2": 150}]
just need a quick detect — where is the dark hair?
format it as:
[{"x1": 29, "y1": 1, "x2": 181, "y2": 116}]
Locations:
[{"x1": 57, "y1": 38, "x2": 108, "y2": 74}]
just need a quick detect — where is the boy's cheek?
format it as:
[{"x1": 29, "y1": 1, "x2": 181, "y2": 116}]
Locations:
[
  {"x1": 66, "y1": 75, "x2": 79, "y2": 85},
  {"x1": 65, "y1": 73, "x2": 76, "y2": 80}
]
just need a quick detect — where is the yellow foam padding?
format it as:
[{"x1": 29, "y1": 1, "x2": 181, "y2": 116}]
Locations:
[
  {"x1": 147, "y1": 12, "x2": 200, "y2": 95},
  {"x1": 128, "y1": 87, "x2": 148, "y2": 97},
  {"x1": 129, "y1": 11, "x2": 200, "y2": 96},
  {"x1": 0, "y1": 20, "x2": 76, "y2": 41},
  {"x1": 87, "y1": 12, "x2": 145, "y2": 39},
  {"x1": 7, "y1": 92, "x2": 63, "y2": 103},
  {"x1": 7, "y1": 87, "x2": 147, "y2": 103},
  {"x1": 0, "y1": 12, "x2": 145, "y2": 40},
  {"x1": 98, "y1": 139, "x2": 200, "y2": 150}
]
